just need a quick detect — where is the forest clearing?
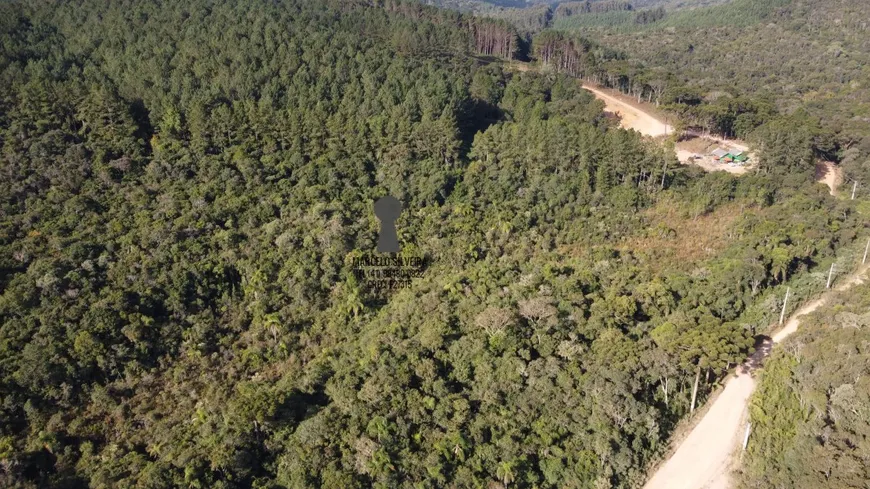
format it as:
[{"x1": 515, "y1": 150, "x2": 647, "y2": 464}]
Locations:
[
  {"x1": 578, "y1": 82, "x2": 850, "y2": 193},
  {"x1": 577, "y1": 82, "x2": 755, "y2": 174},
  {"x1": 505, "y1": 61, "x2": 753, "y2": 175},
  {"x1": 676, "y1": 136, "x2": 752, "y2": 175},
  {"x1": 643, "y1": 263, "x2": 870, "y2": 489}
]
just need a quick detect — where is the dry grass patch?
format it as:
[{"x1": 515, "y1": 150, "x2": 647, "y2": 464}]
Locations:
[{"x1": 620, "y1": 199, "x2": 745, "y2": 270}]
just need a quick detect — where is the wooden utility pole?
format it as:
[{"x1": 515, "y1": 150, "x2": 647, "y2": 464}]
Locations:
[
  {"x1": 827, "y1": 263, "x2": 835, "y2": 289},
  {"x1": 690, "y1": 367, "x2": 701, "y2": 414},
  {"x1": 660, "y1": 160, "x2": 668, "y2": 190},
  {"x1": 779, "y1": 287, "x2": 790, "y2": 326},
  {"x1": 852, "y1": 181, "x2": 858, "y2": 200},
  {"x1": 742, "y1": 423, "x2": 752, "y2": 451},
  {"x1": 864, "y1": 238, "x2": 869, "y2": 265}
]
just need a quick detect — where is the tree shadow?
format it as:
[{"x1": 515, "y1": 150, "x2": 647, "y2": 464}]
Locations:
[
  {"x1": 739, "y1": 335, "x2": 773, "y2": 375},
  {"x1": 458, "y1": 98, "x2": 504, "y2": 156},
  {"x1": 275, "y1": 388, "x2": 330, "y2": 426}
]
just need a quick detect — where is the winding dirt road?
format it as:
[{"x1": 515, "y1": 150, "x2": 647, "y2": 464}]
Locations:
[
  {"x1": 643, "y1": 264, "x2": 869, "y2": 489},
  {"x1": 560, "y1": 68, "x2": 857, "y2": 488},
  {"x1": 581, "y1": 84, "x2": 672, "y2": 137}
]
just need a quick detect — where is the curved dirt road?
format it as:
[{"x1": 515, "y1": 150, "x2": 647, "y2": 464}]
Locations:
[
  {"x1": 582, "y1": 84, "x2": 672, "y2": 137},
  {"x1": 643, "y1": 264, "x2": 869, "y2": 489}
]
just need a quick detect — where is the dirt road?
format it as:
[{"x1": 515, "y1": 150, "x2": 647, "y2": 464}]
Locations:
[
  {"x1": 580, "y1": 81, "x2": 848, "y2": 189},
  {"x1": 643, "y1": 264, "x2": 869, "y2": 489},
  {"x1": 816, "y1": 161, "x2": 843, "y2": 195},
  {"x1": 582, "y1": 84, "x2": 672, "y2": 137},
  {"x1": 580, "y1": 84, "x2": 750, "y2": 175}
]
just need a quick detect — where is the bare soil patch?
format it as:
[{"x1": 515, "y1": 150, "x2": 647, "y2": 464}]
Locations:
[
  {"x1": 581, "y1": 83, "x2": 672, "y2": 137},
  {"x1": 675, "y1": 135, "x2": 751, "y2": 175},
  {"x1": 504, "y1": 62, "x2": 757, "y2": 176},
  {"x1": 815, "y1": 161, "x2": 842, "y2": 195}
]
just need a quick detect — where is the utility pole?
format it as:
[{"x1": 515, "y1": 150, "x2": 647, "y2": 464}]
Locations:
[
  {"x1": 779, "y1": 287, "x2": 790, "y2": 326},
  {"x1": 852, "y1": 181, "x2": 858, "y2": 200},
  {"x1": 660, "y1": 160, "x2": 668, "y2": 190},
  {"x1": 742, "y1": 423, "x2": 752, "y2": 451},
  {"x1": 827, "y1": 263, "x2": 835, "y2": 289},
  {"x1": 864, "y1": 238, "x2": 869, "y2": 265}
]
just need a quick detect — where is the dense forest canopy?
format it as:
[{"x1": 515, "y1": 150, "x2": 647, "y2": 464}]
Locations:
[{"x1": 0, "y1": 0, "x2": 867, "y2": 488}]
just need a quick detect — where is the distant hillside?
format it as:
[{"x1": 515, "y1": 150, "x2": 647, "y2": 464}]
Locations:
[
  {"x1": 419, "y1": 0, "x2": 732, "y2": 34},
  {"x1": 421, "y1": 0, "x2": 724, "y2": 11},
  {"x1": 553, "y1": 0, "x2": 790, "y2": 30},
  {"x1": 418, "y1": 0, "x2": 547, "y2": 13},
  {"x1": 551, "y1": 0, "x2": 870, "y2": 182},
  {"x1": 630, "y1": 0, "x2": 729, "y2": 8}
]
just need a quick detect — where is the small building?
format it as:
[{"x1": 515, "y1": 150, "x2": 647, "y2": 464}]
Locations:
[
  {"x1": 723, "y1": 151, "x2": 749, "y2": 164},
  {"x1": 711, "y1": 148, "x2": 728, "y2": 160}
]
